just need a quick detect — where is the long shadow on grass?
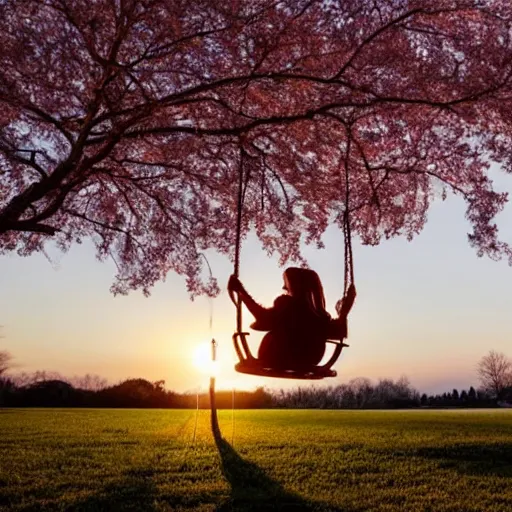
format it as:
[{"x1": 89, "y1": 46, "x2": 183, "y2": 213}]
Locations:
[
  {"x1": 211, "y1": 413, "x2": 346, "y2": 511},
  {"x1": 414, "y1": 442, "x2": 512, "y2": 478}
]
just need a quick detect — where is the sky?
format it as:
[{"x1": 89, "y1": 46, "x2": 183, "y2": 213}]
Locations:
[{"x1": 1, "y1": 168, "x2": 511, "y2": 396}]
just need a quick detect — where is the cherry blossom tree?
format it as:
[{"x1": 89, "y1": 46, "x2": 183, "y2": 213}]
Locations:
[{"x1": 1, "y1": 0, "x2": 512, "y2": 296}]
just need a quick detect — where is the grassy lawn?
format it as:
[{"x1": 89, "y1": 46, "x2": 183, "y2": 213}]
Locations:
[{"x1": 0, "y1": 408, "x2": 511, "y2": 511}]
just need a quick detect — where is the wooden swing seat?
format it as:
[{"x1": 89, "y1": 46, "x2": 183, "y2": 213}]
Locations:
[
  {"x1": 235, "y1": 361, "x2": 338, "y2": 380},
  {"x1": 232, "y1": 331, "x2": 349, "y2": 380}
]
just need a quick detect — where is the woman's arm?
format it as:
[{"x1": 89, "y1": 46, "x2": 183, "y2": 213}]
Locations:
[
  {"x1": 328, "y1": 285, "x2": 356, "y2": 340},
  {"x1": 327, "y1": 315, "x2": 348, "y2": 340},
  {"x1": 228, "y1": 275, "x2": 273, "y2": 323},
  {"x1": 238, "y1": 288, "x2": 272, "y2": 321},
  {"x1": 335, "y1": 284, "x2": 356, "y2": 318}
]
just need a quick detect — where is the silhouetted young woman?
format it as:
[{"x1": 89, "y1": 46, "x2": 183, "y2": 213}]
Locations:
[{"x1": 228, "y1": 267, "x2": 356, "y2": 370}]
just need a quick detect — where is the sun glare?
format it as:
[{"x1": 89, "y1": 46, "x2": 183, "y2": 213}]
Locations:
[{"x1": 192, "y1": 342, "x2": 220, "y2": 376}]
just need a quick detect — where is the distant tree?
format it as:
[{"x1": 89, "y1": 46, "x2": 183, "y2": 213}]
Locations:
[
  {"x1": 476, "y1": 388, "x2": 494, "y2": 405},
  {"x1": 452, "y1": 389, "x2": 459, "y2": 400},
  {"x1": 252, "y1": 387, "x2": 273, "y2": 408},
  {"x1": 420, "y1": 393, "x2": 428, "y2": 406},
  {"x1": 468, "y1": 386, "x2": 477, "y2": 402},
  {"x1": 100, "y1": 378, "x2": 171, "y2": 408},
  {"x1": 0, "y1": 350, "x2": 12, "y2": 376},
  {"x1": 349, "y1": 378, "x2": 374, "y2": 408},
  {"x1": 11, "y1": 370, "x2": 65, "y2": 387},
  {"x1": 70, "y1": 373, "x2": 108, "y2": 391},
  {"x1": 212, "y1": 386, "x2": 272, "y2": 409},
  {"x1": 153, "y1": 380, "x2": 166, "y2": 392},
  {"x1": 0, "y1": 377, "x2": 16, "y2": 406},
  {"x1": 340, "y1": 386, "x2": 356, "y2": 409},
  {"x1": 499, "y1": 386, "x2": 512, "y2": 403},
  {"x1": 2, "y1": 1, "x2": 512, "y2": 297},
  {"x1": 477, "y1": 351, "x2": 512, "y2": 398},
  {"x1": 460, "y1": 389, "x2": 468, "y2": 402},
  {"x1": 10, "y1": 372, "x2": 36, "y2": 388},
  {"x1": 19, "y1": 379, "x2": 81, "y2": 407},
  {"x1": 372, "y1": 376, "x2": 419, "y2": 408}
]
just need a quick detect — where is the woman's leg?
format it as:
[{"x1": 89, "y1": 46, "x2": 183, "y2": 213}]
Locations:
[
  {"x1": 258, "y1": 332, "x2": 288, "y2": 368},
  {"x1": 258, "y1": 332, "x2": 325, "y2": 369},
  {"x1": 293, "y1": 339, "x2": 325, "y2": 368}
]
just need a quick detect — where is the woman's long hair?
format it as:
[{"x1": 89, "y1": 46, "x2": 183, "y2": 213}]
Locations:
[{"x1": 283, "y1": 267, "x2": 331, "y2": 319}]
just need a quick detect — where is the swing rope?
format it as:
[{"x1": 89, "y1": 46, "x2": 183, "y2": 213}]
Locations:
[
  {"x1": 343, "y1": 147, "x2": 354, "y2": 296},
  {"x1": 233, "y1": 148, "x2": 251, "y2": 334},
  {"x1": 233, "y1": 155, "x2": 245, "y2": 280},
  {"x1": 233, "y1": 153, "x2": 244, "y2": 334}
]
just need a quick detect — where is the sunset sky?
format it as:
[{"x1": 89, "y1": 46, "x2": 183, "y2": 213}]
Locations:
[{"x1": 1, "y1": 167, "x2": 511, "y2": 396}]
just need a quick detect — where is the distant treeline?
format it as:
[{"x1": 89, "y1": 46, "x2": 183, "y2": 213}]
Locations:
[
  {"x1": 0, "y1": 376, "x2": 273, "y2": 409},
  {"x1": 270, "y1": 378, "x2": 508, "y2": 409},
  {"x1": 1, "y1": 372, "x2": 510, "y2": 409}
]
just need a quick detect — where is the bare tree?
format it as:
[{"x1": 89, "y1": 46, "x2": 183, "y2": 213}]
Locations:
[
  {"x1": 477, "y1": 351, "x2": 512, "y2": 398},
  {"x1": 0, "y1": 350, "x2": 13, "y2": 376}
]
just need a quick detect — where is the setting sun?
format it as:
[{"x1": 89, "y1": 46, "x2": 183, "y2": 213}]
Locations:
[{"x1": 192, "y1": 342, "x2": 220, "y2": 376}]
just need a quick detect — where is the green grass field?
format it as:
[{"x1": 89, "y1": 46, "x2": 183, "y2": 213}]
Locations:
[{"x1": 1, "y1": 409, "x2": 511, "y2": 511}]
